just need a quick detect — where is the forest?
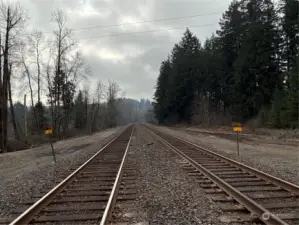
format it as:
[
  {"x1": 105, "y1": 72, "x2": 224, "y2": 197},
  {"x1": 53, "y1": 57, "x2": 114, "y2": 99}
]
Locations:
[
  {"x1": 153, "y1": 0, "x2": 298, "y2": 128},
  {"x1": 0, "y1": 3, "x2": 152, "y2": 153}
]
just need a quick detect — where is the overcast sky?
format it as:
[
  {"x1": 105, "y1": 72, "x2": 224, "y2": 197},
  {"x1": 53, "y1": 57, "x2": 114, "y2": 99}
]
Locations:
[{"x1": 19, "y1": 0, "x2": 232, "y2": 100}]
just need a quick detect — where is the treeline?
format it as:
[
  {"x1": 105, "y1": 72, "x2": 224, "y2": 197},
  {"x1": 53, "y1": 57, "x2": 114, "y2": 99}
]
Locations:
[
  {"x1": 154, "y1": 0, "x2": 298, "y2": 128},
  {"x1": 10, "y1": 87, "x2": 152, "y2": 146},
  {"x1": 116, "y1": 98, "x2": 153, "y2": 125},
  {"x1": 0, "y1": 2, "x2": 151, "y2": 153}
]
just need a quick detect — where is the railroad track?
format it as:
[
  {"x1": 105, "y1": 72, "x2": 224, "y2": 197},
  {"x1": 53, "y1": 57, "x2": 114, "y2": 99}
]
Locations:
[
  {"x1": 5, "y1": 125, "x2": 134, "y2": 225},
  {"x1": 145, "y1": 125, "x2": 299, "y2": 225}
]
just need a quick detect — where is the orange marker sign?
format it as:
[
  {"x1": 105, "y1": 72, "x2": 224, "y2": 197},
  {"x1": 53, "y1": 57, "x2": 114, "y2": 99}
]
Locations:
[
  {"x1": 45, "y1": 125, "x2": 53, "y2": 135},
  {"x1": 233, "y1": 126, "x2": 242, "y2": 132}
]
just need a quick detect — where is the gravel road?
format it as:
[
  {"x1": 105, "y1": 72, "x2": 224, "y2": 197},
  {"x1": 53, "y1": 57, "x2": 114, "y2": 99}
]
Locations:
[
  {"x1": 154, "y1": 125, "x2": 299, "y2": 186},
  {"x1": 0, "y1": 127, "x2": 122, "y2": 217},
  {"x1": 113, "y1": 125, "x2": 224, "y2": 225}
]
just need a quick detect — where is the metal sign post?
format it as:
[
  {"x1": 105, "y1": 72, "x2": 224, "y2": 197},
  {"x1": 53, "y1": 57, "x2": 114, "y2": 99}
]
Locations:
[
  {"x1": 236, "y1": 131, "x2": 240, "y2": 156},
  {"x1": 45, "y1": 126, "x2": 56, "y2": 163},
  {"x1": 50, "y1": 139, "x2": 56, "y2": 163},
  {"x1": 232, "y1": 123, "x2": 243, "y2": 156}
]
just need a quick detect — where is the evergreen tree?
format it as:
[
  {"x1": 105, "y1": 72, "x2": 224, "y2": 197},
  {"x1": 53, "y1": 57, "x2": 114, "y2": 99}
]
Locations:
[
  {"x1": 284, "y1": 65, "x2": 299, "y2": 128},
  {"x1": 265, "y1": 0, "x2": 298, "y2": 128},
  {"x1": 33, "y1": 102, "x2": 47, "y2": 132},
  {"x1": 279, "y1": 0, "x2": 299, "y2": 128},
  {"x1": 216, "y1": 0, "x2": 245, "y2": 112},
  {"x1": 201, "y1": 34, "x2": 224, "y2": 112},
  {"x1": 74, "y1": 90, "x2": 85, "y2": 129},
  {"x1": 168, "y1": 29, "x2": 202, "y2": 122},
  {"x1": 153, "y1": 59, "x2": 172, "y2": 123},
  {"x1": 153, "y1": 0, "x2": 298, "y2": 128},
  {"x1": 279, "y1": 0, "x2": 299, "y2": 72}
]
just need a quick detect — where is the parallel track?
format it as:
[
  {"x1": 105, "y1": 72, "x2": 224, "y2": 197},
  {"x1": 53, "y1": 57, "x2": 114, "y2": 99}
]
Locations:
[
  {"x1": 8, "y1": 125, "x2": 134, "y2": 225},
  {"x1": 145, "y1": 125, "x2": 299, "y2": 225}
]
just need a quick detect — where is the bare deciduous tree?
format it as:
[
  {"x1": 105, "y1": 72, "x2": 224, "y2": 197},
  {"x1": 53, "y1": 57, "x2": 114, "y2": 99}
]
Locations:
[
  {"x1": 90, "y1": 80, "x2": 104, "y2": 133},
  {"x1": 0, "y1": 2, "x2": 26, "y2": 152},
  {"x1": 83, "y1": 86, "x2": 89, "y2": 132},
  {"x1": 27, "y1": 30, "x2": 45, "y2": 104},
  {"x1": 106, "y1": 80, "x2": 121, "y2": 128},
  {"x1": 49, "y1": 9, "x2": 75, "y2": 137},
  {"x1": 62, "y1": 51, "x2": 90, "y2": 87},
  {"x1": 19, "y1": 43, "x2": 39, "y2": 131},
  {"x1": 8, "y1": 64, "x2": 22, "y2": 140}
]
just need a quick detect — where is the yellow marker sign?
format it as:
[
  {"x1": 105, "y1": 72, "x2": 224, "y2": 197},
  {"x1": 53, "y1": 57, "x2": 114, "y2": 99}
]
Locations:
[
  {"x1": 45, "y1": 129, "x2": 53, "y2": 134},
  {"x1": 232, "y1": 122, "x2": 242, "y2": 155},
  {"x1": 233, "y1": 127, "x2": 242, "y2": 132}
]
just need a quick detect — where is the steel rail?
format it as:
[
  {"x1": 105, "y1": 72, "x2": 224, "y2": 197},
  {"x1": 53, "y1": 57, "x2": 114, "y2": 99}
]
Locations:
[
  {"x1": 9, "y1": 126, "x2": 132, "y2": 225},
  {"x1": 144, "y1": 125, "x2": 290, "y2": 225},
  {"x1": 100, "y1": 126, "x2": 134, "y2": 225},
  {"x1": 148, "y1": 125, "x2": 299, "y2": 194}
]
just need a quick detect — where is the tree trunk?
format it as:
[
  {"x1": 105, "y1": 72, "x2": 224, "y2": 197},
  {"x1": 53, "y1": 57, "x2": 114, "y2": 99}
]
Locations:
[
  {"x1": 47, "y1": 69, "x2": 55, "y2": 138},
  {"x1": 0, "y1": 33, "x2": 4, "y2": 153},
  {"x1": 0, "y1": 85, "x2": 3, "y2": 152},
  {"x1": 62, "y1": 108, "x2": 70, "y2": 138},
  {"x1": 8, "y1": 65, "x2": 20, "y2": 141},
  {"x1": 91, "y1": 103, "x2": 100, "y2": 133},
  {"x1": 23, "y1": 59, "x2": 38, "y2": 132},
  {"x1": 2, "y1": 8, "x2": 11, "y2": 152},
  {"x1": 0, "y1": 3, "x2": 27, "y2": 151},
  {"x1": 0, "y1": 84, "x2": 3, "y2": 152},
  {"x1": 37, "y1": 48, "x2": 41, "y2": 104},
  {"x1": 85, "y1": 99, "x2": 88, "y2": 132},
  {"x1": 36, "y1": 46, "x2": 41, "y2": 130},
  {"x1": 54, "y1": 35, "x2": 62, "y2": 138},
  {"x1": 89, "y1": 102, "x2": 96, "y2": 133}
]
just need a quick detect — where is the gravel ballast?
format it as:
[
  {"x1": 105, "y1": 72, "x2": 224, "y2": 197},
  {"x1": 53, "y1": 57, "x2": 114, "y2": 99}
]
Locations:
[
  {"x1": 113, "y1": 125, "x2": 224, "y2": 225},
  {"x1": 0, "y1": 127, "x2": 122, "y2": 217},
  {"x1": 154, "y1": 125, "x2": 299, "y2": 185}
]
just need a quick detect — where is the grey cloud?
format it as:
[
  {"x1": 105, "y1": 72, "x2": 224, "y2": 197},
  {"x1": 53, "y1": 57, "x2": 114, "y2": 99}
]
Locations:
[
  {"x1": 18, "y1": 0, "x2": 231, "y2": 99},
  {"x1": 85, "y1": 51, "x2": 156, "y2": 99}
]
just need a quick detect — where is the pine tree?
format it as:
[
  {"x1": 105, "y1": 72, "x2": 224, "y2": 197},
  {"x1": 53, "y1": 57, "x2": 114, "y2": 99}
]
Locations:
[
  {"x1": 33, "y1": 102, "x2": 47, "y2": 132},
  {"x1": 74, "y1": 90, "x2": 85, "y2": 129},
  {"x1": 201, "y1": 34, "x2": 224, "y2": 112},
  {"x1": 153, "y1": 0, "x2": 298, "y2": 128},
  {"x1": 231, "y1": 0, "x2": 281, "y2": 121},
  {"x1": 153, "y1": 59, "x2": 172, "y2": 123},
  {"x1": 263, "y1": 0, "x2": 298, "y2": 128},
  {"x1": 283, "y1": 63, "x2": 299, "y2": 128},
  {"x1": 279, "y1": 0, "x2": 298, "y2": 128},
  {"x1": 279, "y1": 0, "x2": 299, "y2": 72},
  {"x1": 216, "y1": 0, "x2": 245, "y2": 114},
  {"x1": 168, "y1": 29, "x2": 202, "y2": 122}
]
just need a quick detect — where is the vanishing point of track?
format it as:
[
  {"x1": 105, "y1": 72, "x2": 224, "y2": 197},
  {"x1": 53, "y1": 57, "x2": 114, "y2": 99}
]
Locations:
[
  {"x1": 145, "y1": 125, "x2": 299, "y2": 225},
  {"x1": 8, "y1": 125, "x2": 134, "y2": 225}
]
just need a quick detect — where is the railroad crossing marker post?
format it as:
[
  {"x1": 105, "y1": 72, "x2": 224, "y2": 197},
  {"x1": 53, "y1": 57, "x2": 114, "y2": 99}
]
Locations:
[
  {"x1": 232, "y1": 123, "x2": 243, "y2": 156},
  {"x1": 45, "y1": 126, "x2": 56, "y2": 163}
]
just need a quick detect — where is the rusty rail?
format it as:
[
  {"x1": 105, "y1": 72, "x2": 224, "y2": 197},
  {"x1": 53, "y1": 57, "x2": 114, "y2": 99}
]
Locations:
[
  {"x1": 145, "y1": 124, "x2": 299, "y2": 225},
  {"x1": 9, "y1": 125, "x2": 134, "y2": 225},
  {"x1": 100, "y1": 126, "x2": 134, "y2": 225}
]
